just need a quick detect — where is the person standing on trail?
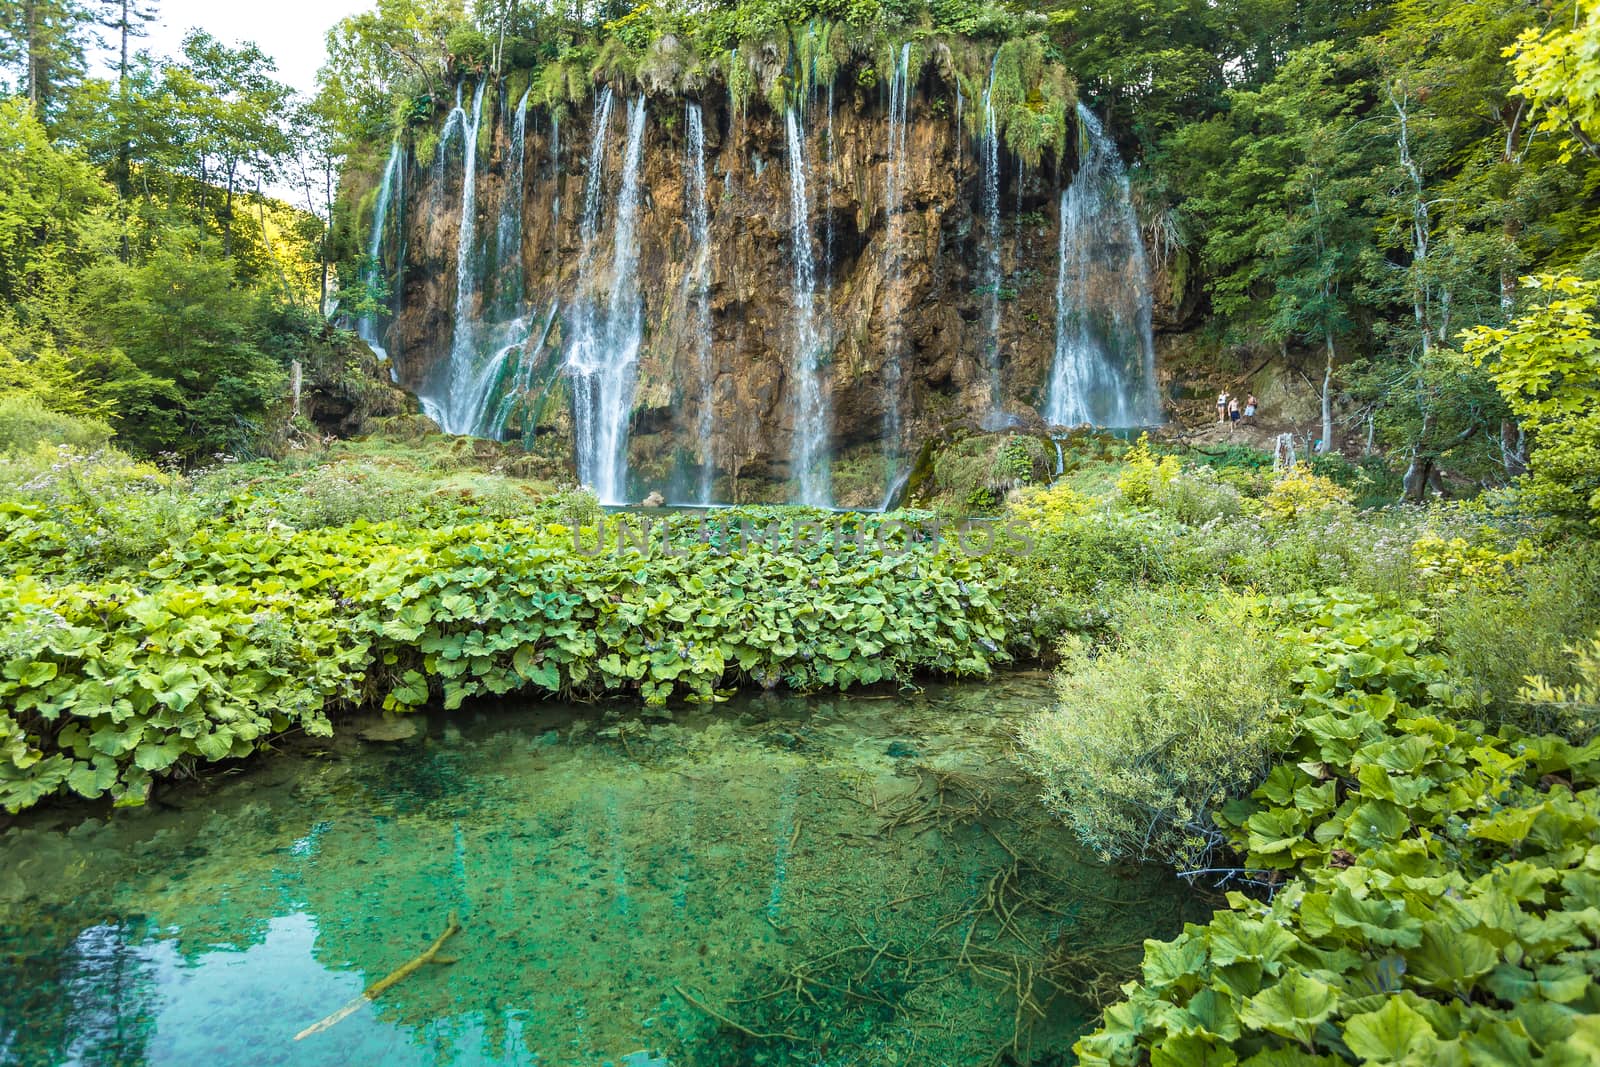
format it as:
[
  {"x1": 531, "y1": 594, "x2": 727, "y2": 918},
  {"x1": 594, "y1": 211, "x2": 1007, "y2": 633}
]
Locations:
[
  {"x1": 1228, "y1": 396, "x2": 1241, "y2": 430},
  {"x1": 1217, "y1": 392, "x2": 1229, "y2": 424},
  {"x1": 1244, "y1": 394, "x2": 1258, "y2": 425}
]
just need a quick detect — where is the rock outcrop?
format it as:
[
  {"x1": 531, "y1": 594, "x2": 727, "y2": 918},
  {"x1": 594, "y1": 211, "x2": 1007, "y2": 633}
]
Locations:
[{"x1": 372, "y1": 73, "x2": 1135, "y2": 505}]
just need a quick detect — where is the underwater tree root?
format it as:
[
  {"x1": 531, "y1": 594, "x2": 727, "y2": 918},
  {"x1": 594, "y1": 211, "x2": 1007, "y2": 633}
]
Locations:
[
  {"x1": 674, "y1": 984, "x2": 807, "y2": 1043},
  {"x1": 294, "y1": 910, "x2": 462, "y2": 1040}
]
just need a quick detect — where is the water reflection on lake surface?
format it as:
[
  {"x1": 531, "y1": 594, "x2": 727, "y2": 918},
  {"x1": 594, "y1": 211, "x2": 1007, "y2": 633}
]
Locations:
[{"x1": 0, "y1": 676, "x2": 1194, "y2": 1066}]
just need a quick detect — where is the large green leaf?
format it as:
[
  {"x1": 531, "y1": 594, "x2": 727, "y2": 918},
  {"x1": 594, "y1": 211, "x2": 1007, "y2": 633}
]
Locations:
[
  {"x1": 1238, "y1": 970, "x2": 1338, "y2": 1045},
  {"x1": 1342, "y1": 996, "x2": 1438, "y2": 1062}
]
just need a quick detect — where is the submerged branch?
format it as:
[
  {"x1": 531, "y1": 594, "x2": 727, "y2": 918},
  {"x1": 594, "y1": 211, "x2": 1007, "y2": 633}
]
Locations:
[{"x1": 295, "y1": 910, "x2": 463, "y2": 1040}]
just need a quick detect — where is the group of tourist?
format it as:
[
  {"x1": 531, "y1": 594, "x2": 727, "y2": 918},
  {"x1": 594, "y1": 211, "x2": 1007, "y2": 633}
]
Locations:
[{"x1": 1216, "y1": 391, "x2": 1258, "y2": 429}]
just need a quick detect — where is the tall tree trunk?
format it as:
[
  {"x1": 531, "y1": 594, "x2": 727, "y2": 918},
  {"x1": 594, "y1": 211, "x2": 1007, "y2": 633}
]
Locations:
[
  {"x1": 1501, "y1": 420, "x2": 1528, "y2": 479},
  {"x1": 1320, "y1": 315, "x2": 1337, "y2": 454},
  {"x1": 115, "y1": 0, "x2": 132, "y2": 260},
  {"x1": 1500, "y1": 99, "x2": 1528, "y2": 318},
  {"x1": 222, "y1": 160, "x2": 237, "y2": 259},
  {"x1": 24, "y1": 0, "x2": 42, "y2": 112},
  {"x1": 1402, "y1": 410, "x2": 1437, "y2": 503}
]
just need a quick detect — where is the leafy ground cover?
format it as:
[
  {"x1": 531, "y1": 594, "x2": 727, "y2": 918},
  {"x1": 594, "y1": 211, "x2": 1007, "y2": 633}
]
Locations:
[
  {"x1": 1006, "y1": 436, "x2": 1600, "y2": 1063},
  {"x1": 0, "y1": 433, "x2": 1010, "y2": 813}
]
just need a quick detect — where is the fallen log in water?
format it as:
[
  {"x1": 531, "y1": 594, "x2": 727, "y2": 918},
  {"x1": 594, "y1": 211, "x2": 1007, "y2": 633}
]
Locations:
[{"x1": 295, "y1": 910, "x2": 462, "y2": 1040}]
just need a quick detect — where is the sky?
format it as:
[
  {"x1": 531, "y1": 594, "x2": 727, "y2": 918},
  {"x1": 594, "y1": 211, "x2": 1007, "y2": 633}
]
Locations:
[{"x1": 130, "y1": 0, "x2": 378, "y2": 95}]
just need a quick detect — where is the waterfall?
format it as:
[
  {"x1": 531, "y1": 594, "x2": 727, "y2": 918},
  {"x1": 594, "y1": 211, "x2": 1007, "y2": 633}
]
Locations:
[
  {"x1": 880, "y1": 42, "x2": 912, "y2": 507},
  {"x1": 979, "y1": 56, "x2": 1005, "y2": 423},
  {"x1": 357, "y1": 140, "x2": 403, "y2": 363},
  {"x1": 495, "y1": 87, "x2": 530, "y2": 313},
  {"x1": 483, "y1": 300, "x2": 560, "y2": 439},
  {"x1": 685, "y1": 101, "x2": 715, "y2": 504},
  {"x1": 823, "y1": 81, "x2": 836, "y2": 284},
  {"x1": 785, "y1": 107, "x2": 831, "y2": 508},
  {"x1": 419, "y1": 78, "x2": 488, "y2": 434},
  {"x1": 430, "y1": 83, "x2": 465, "y2": 218},
  {"x1": 1044, "y1": 104, "x2": 1161, "y2": 428},
  {"x1": 567, "y1": 94, "x2": 648, "y2": 505}
]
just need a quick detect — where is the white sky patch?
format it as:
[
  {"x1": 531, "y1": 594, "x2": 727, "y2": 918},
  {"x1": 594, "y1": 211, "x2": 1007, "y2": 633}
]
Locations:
[{"x1": 114, "y1": 0, "x2": 376, "y2": 95}]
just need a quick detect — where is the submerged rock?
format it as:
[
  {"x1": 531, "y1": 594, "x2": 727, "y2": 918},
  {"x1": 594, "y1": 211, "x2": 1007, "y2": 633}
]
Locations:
[
  {"x1": 621, "y1": 1053, "x2": 670, "y2": 1067},
  {"x1": 351, "y1": 716, "x2": 420, "y2": 742}
]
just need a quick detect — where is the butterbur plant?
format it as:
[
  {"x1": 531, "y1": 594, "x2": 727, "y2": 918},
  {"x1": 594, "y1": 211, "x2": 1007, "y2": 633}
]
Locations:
[{"x1": 1074, "y1": 591, "x2": 1600, "y2": 1065}]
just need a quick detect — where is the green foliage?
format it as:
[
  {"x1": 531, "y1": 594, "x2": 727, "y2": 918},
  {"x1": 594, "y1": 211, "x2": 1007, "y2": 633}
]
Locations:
[
  {"x1": 0, "y1": 397, "x2": 111, "y2": 454},
  {"x1": 1259, "y1": 468, "x2": 1353, "y2": 524},
  {"x1": 930, "y1": 433, "x2": 1049, "y2": 512},
  {"x1": 1076, "y1": 590, "x2": 1600, "y2": 1065},
  {"x1": 0, "y1": 450, "x2": 1013, "y2": 813},
  {"x1": 1115, "y1": 433, "x2": 1181, "y2": 505},
  {"x1": 1463, "y1": 274, "x2": 1600, "y2": 528},
  {"x1": 1020, "y1": 591, "x2": 1296, "y2": 867},
  {"x1": 1510, "y1": 3, "x2": 1600, "y2": 164},
  {"x1": 0, "y1": 576, "x2": 369, "y2": 811},
  {"x1": 1437, "y1": 544, "x2": 1600, "y2": 738},
  {"x1": 1521, "y1": 632, "x2": 1600, "y2": 744}
]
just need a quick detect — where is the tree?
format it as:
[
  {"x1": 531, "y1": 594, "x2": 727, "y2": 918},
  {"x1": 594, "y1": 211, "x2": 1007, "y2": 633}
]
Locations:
[
  {"x1": 161, "y1": 32, "x2": 295, "y2": 258},
  {"x1": 1511, "y1": 0, "x2": 1600, "y2": 162},
  {"x1": 82, "y1": 238, "x2": 285, "y2": 455},
  {"x1": 98, "y1": 0, "x2": 159, "y2": 200},
  {"x1": 2, "y1": 0, "x2": 98, "y2": 122},
  {"x1": 1463, "y1": 274, "x2": 1600, "y2": 528},
  {"x1": 1165, "y1": 42, "x2": 1381, "y2": 451}
]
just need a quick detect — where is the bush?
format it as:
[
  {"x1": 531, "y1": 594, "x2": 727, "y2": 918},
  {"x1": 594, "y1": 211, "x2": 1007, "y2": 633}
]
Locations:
[
  {"x1": 1114, "y1": 433, "x2": 1180, "y2": 506},
  {"x1": 1520, "y1": 633, "x2": 1600, "y2": 743},
  {"x1": 0, "y1": 445, "x2": 193, "y2": 577},
  {"x1": 0, "y1": 394, "x2": 112, "y2": 453},
  {"x1": 1154, "y1": 464, "x2": 1243, "y2": 526},
  {"x1": 1076, "y1": 592, "x2": 1600, "y2": 1067},
  {"x1": 1438, "y1": 545, "x2": 1600, "y2": 737},
  {"x1": 1259, "y1": 467, "x2": 1352, "y2": 524},
  {"x1": 1019, "y1": 590, "x2": 1295, "y2": 868},
  {"x1": 0, "y1": 508, "x2": 1013, "y2": 812}
]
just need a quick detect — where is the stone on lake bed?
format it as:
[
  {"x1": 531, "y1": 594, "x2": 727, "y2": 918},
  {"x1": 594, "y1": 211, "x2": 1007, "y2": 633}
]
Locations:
[
  {"x1": 351, "y1": 716, "x2": 420, "y2": 742},
  {"x1": 886, "y1": 740, "x2": 920, "y2": 758}
]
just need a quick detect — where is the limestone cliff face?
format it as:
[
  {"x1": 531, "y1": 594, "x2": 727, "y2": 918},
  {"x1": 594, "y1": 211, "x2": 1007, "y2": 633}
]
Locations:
[{"x1": 377, "y1": 73, "x2": 1097, "y2": 505}]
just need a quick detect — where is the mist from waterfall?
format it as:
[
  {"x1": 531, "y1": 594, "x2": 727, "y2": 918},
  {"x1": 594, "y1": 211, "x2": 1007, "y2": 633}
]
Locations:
[
  {"x1": 684, "y1": 101, "x2": 716, "y2": 504},
  {"x1": 567, "y1": 94, "x2": 648, "y2": 506},
  {"x1": 1045, "y1": 104, "x2": 1161, "y2": 428},
  {"x1": 880, "y1": 43, "x2": 912, "y2": 507},
  {"x1": 357, "y1": 141, "x2": 403, "y2": 364},
  {"x1": 785, "y1": 107, "x2": 831, "y2": 508},
  {"x1": 978, "y1": 55, "x2": 1005, "y2": 423}
]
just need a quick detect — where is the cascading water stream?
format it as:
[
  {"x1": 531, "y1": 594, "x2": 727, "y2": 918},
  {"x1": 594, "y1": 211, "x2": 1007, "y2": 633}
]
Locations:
[
  {"x1": 978, "y1": 55, "x2": 1005, "y2": 424},
  {"x1": 879, "y1": 42, "x2": 912, "y2": 508},
  {"x1": 684, "y1": 102, "x2": 715, "y2": 504},
  {"x1": 357, "y1": 141, "x2": 403, "y2": 363},
  {"x1": 430, "y1": 83, "x2": 465, "y2": 219},
  {"x1": 784, "y1": 107, "x2": 831, "y2": 508},
  {"x1": 495, "y1": 87, "x2": 530, "y2": 314},
  {"x1": 1044, "y1": 104, "x2": 1161, "y2": 428},
  {"x1": 420, "y1": 78, "x2": 488, "y2": 434},
  {"x1": 567, "y1": 95, "x2": 648, "y2": 505}
]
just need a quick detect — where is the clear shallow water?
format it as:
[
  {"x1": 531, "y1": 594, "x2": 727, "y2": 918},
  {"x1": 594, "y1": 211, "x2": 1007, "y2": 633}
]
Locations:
[{"x1": 0, "y1": 677, "x2": 1194, "y2": 1066}]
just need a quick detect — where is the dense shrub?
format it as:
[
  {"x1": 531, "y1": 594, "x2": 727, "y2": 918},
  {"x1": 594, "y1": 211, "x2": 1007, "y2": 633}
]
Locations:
[
  {"x1": 0, "y1": 396, "x2": 112, "y2": 454},
  {"x1": 1020, "y1": 591, "x2": 1296, "y2": 867},
  {"x1": 1437, "y1": 544, "x2": 1600, "y2": 738},
  {"x1": 0, "y1": 500, "x2": 1012, "y2": 812},
  {"x1": 1075, "y1": 591, "x2": 1600, "y2": 1065}
]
